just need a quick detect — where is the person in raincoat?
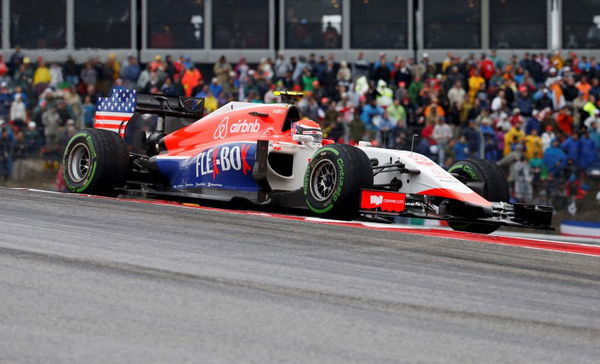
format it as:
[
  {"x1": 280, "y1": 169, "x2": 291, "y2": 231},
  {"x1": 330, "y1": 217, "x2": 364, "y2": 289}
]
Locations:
[
  {"x1": 561, "y1": 133, "x2": 582, "y2": 168},
  {"x1": 375, "y1": 79, "x2": 393, "y2": 108},
  {"x1": 514, "y1": 155, "x2": 533, "y2": 202},
  {"x1": 543, "y1": 140, "x2": 567, "y2": 176},
  {"x1": 524, "y1": 128, "x2": 543, "y2": 160},
  {"x1": 579, "y1": 130, "x2": 597, "y2": 169}
]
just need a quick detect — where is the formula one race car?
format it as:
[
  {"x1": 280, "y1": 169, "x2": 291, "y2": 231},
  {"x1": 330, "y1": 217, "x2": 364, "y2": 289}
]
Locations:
[{"x1": 62, "y1": 88, "x2": 552, "y2": 234}]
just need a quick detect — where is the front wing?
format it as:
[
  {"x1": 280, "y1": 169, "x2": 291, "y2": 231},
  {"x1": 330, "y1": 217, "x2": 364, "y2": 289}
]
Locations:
[{"x1": 359, "y1": 190, "x2": 554, "y2": 230}]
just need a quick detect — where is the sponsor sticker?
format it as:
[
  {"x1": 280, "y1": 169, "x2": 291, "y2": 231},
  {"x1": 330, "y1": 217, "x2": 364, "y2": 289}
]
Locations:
[
  {"x1": 213, "y1": 116, "x2": 261, "y2": 140},
  {"x1": 195, "y1": 144, "x2": 252, "y2": 179},
  {"x1": 407, "y1": 153, "x2": 434, "y2": 166},
  {"x1": 360, "y1": 190, "x2": 406, "y2": 212}
]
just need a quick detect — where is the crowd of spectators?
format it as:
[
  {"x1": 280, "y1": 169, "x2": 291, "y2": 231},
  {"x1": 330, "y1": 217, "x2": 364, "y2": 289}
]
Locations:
[{"x1": 0, "y1": 47, "x2": 599, "y2": 213}]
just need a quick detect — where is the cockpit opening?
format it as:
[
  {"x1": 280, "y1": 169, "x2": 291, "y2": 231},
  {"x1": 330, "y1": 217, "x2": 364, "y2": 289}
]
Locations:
[{"x1": 282, "y1": 106, "x2": 300, "y2": 132}]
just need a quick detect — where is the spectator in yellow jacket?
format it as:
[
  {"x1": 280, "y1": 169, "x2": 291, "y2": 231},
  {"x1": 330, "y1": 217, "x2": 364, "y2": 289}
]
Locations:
[
  {"x1": 524, "y1": 129, "x2": 543, "y2": 160},
  {"x1": 203, "y1": 90, "x2": 218, "y2": 113},
  {"x1": 583, "y1": 94, "x2": 597, "y2": 118},
  {"x1": 550, "y1": 50, "x2": 564, "y2": 70},
  {"x1": 468, "y1": 70, "x2": 485, "y2": 101},
  {"x1": 504, "y1": 123, "x2": 525, "y2": 156},
  {"x1": 33, "y1": 59, "x2": 51, "y2": 86}
]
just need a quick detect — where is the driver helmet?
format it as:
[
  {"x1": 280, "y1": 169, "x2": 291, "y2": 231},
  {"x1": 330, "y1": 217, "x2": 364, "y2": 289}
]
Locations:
[{"x1": 292, "y1": 120, "x2": 322, "y2": 143}]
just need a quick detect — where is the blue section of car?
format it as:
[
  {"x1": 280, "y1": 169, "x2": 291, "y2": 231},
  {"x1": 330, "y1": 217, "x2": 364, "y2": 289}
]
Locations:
[{"x1": 156, "y1": 142, "x2": 258, "y2": 192}]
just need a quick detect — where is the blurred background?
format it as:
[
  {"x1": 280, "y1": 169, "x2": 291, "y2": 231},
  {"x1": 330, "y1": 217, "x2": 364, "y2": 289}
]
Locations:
[{"x1": 0, "y1": 0, "x2": 599, "y2": 226}]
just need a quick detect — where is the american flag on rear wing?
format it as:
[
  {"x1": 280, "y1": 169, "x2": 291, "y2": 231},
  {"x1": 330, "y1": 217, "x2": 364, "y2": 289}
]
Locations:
[{"x1": 94, "y1": 88, "x2": 136, "y2": 137}]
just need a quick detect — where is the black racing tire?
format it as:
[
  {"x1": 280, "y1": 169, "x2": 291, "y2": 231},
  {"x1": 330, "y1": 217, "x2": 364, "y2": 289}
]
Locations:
[
  {"x1": 62, "y1": 128, "x2": 129, "y2": 197},
  {"x1": 446, "y1": 159, "x2": 509, "y2": 234},
  {"x1": 479, "y1": 159, "x2": 510, "y2": 202},
  {"x1": 303, "y1": 144, "x2": 373, "y2": 220}
]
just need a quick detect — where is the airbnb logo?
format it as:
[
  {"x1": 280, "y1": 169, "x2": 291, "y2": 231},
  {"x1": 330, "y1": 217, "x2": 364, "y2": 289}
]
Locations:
[
  {"x1": 214, "y1": 117, "x2": 229, "y2": 139},
  {"x1": 213, "y1": 116, "x2": 262, "y2": 140}
]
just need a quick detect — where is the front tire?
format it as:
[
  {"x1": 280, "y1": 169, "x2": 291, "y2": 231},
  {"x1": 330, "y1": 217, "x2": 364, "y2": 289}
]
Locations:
[
  {"x1": 304, "y1": 144, "x2": 373, "y2": 220},
  {"x1": 63, "y1": 129, "x2": 129, "y2": 196},
  {"x1": 447, "y1": 159, "x2": 509, "y2": 234}
]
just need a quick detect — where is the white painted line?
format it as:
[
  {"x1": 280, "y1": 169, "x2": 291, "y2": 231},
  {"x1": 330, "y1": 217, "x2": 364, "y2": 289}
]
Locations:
[{"x1": 15, "y1": 188, "x2": 600, "y2": 247}]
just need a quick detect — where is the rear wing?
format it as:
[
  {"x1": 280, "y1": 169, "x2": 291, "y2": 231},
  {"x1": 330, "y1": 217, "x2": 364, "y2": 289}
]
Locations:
[
  {"x1": 94, "y1": 88, "x2": 204, "y2": 137},
  {"x1": 135, "y1": 92, "x2": 205, "y2": 118}
]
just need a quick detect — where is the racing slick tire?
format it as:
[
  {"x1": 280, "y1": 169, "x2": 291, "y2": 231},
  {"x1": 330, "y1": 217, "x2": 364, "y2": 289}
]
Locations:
[
  {"x1": 63, "y1": 128, "x2": 129, "y2": 197},
  {"x1": 447, "y1": 159, "x2": 509, "y2": 234},
  {"x1": 304, "y1": 144, "x2": 373, "y2": 220}
]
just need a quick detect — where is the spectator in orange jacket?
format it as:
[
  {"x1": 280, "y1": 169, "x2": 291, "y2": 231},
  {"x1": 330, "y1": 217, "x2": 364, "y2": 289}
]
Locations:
[
  {"x1": 181, "y1": 64, "x2": 202, "y2": 97},
  {"x1": 577, "y1": 76, "x2": 592, "y2": 101},
  {"x1": 556, "y1": 107, "x2": 574, "y2": 135},
  {"x1": 423, "y1": 99, "x2": 445, "y2": 118}
]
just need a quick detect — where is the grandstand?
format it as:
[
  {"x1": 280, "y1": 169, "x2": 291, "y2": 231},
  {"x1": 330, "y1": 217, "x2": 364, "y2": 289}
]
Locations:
[{"x1": 1, "y1": 0, "x2": 598, "y2": 63}]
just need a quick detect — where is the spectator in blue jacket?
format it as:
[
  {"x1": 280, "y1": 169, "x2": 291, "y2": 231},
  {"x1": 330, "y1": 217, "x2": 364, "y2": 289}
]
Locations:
[
  {"x1": 484, "y1": 134, "x2": 499, "y2": 161},
  {"x1": 590, "y1": 124, "x2": 600, "y2": 153},
  {"x1": 372, "y1": 53, "x2": 393, "y2": 84},
  {"x1": 360, "y1": 98, "x2": 384, "y2": 132},
  {"x1": 579, "y1": 131, "x2": 597, "y2": 169},
  {"x1": 375, "y1": 111, "x2": 397, "y2": 149},
  {"x1": 209, "y1": 77, "x2": 223, "y2": 99},
  {"x1": 453, "y1": 135, "x2": 468, "y2": 161},
  {"x1": 543, "y1": 140, "x2": 567, "y2": 176},
  {"x1": 533, "y1": 88, "x2": 553, "y2": 110},
  {"x1": 120, "y1": 56, "x2": 141, "y2": 89},
  {"x1": 82, "y1": 95, "x2": 95, "y2": 128},
  {"x1": 516, "y1": 87, "x2": 534, "y2": 117},
  {"x1": 0, "y1": 84, "x2": 12, "y2": 120},
  {"x1": 560, "y1": 133, "x2": 581, "y2": 167},
  {"x1": 525, "y1": 110, "x2": 543, "y2": 135},
  {"x1": 462, "y1": 120, "x2": 481, "y2": 158}
]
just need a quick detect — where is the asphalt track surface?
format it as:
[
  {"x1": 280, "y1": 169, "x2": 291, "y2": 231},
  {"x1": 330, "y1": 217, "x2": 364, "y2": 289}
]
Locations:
[{"x1": 1, "y1": 188, "x2": 599, "y2": 363}]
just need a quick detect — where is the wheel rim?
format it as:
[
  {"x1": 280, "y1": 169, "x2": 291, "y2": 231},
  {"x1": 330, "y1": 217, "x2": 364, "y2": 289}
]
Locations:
[
  {"x1": 310, "y1": 159, "x2": 338, "y2": 201},
  {"x1": 67, "y1": 142, "x2": 91, "y2": 183}
]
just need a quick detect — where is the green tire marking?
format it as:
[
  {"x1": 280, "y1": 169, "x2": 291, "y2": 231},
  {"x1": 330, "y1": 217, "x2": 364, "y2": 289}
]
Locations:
[
  {"x1": 313, "y1": 146, "x2": 340, "y2": 157},
  {"x1": 448, "y1": 164, "x2": 462, "y2": 172},
  {"x1": 449, "y1": 163, "x2": 478, "y2": 180},
  {"x1": 305, "y1": 146, "x2": 341, "y2": 195},
  {"x1": 449, "y1": 162, "x2": 479, "y2": 229},
  {"x1": 306, "y1": 201, "x2": 334, "y2": 214},
  {"x1": 305, "y1": 145, "x2": 344, "y2": 214},
  {"x1": 63, "y1": 131, "x2": 99, "y2": 193},
  {"x1": 332, "y1": 157, "x2": 344, "y2": 202}
]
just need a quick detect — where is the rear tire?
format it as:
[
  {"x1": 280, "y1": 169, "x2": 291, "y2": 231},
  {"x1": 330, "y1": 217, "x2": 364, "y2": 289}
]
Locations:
[
  {"x1": 447, "y1": 159, "x2": 509, "y2": 234},
  {"x1": 304, "y1": 144, "x2": 373, "y2": 220},
  {"x1": 63, "y1": 129, "x2": 129, "y2": 196}
]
